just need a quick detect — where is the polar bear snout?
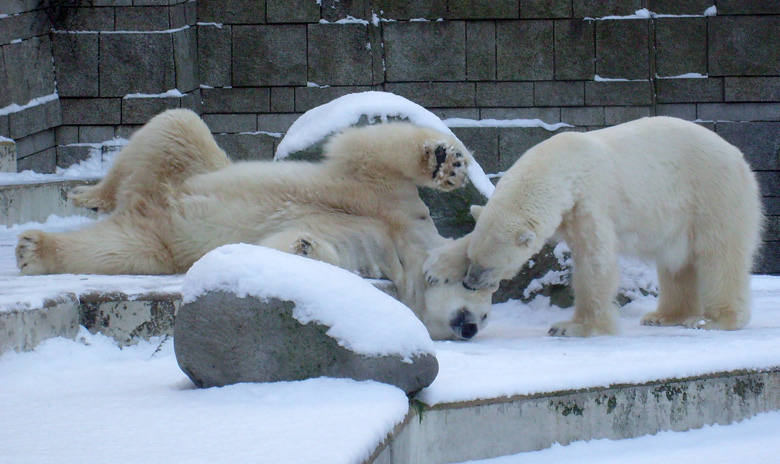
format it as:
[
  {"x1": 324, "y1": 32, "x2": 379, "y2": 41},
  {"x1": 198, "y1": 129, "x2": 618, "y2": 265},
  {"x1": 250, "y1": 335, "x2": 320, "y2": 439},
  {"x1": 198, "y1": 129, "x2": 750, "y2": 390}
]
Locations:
[
  {"x1": 463, "y1": 262, "x2": 498, "y2": 291},
  {"x1": 450, "y1": 308, "x2": 479, "y2": 340}
]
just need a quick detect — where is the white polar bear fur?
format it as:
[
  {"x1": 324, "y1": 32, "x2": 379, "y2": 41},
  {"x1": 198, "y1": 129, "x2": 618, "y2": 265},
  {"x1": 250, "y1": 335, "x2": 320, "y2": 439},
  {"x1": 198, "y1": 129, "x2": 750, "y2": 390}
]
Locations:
[
  {"x1": 425, "y1": 116, "x2": 763, "y2": 337},
  {"x1": 16, "y1": 109, "x2": 493, "y2": 341}
]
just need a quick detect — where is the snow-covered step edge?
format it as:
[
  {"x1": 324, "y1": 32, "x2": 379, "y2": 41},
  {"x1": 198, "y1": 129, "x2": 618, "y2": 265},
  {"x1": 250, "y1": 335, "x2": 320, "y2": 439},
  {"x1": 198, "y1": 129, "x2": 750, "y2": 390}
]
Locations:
[
  {"x1": 368, "y1": 367, "x2": 780, "y2": 464},
  {"x1": 0, "y1": 179, "x2": 99, "y2": 227}
]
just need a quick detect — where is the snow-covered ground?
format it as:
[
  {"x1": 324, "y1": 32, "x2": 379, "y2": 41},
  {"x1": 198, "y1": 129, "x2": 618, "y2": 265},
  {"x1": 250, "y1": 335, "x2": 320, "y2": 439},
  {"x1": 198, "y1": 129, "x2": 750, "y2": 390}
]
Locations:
[{"x1": 2, "y1": 216, "x2": 780, "y2": 463}]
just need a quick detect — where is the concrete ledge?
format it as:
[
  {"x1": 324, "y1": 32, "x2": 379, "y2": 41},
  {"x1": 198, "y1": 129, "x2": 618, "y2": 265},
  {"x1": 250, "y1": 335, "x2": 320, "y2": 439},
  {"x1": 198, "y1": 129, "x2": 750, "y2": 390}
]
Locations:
[
  {"x1": 0, "y1": 179, "x2": 98, "y2": 226},
  {"x1": 0, "y1": 296, "x2": 80, "y2": 353},
  {"x1": 370, "y1": 368, "x2": 780, "y2": 464}
]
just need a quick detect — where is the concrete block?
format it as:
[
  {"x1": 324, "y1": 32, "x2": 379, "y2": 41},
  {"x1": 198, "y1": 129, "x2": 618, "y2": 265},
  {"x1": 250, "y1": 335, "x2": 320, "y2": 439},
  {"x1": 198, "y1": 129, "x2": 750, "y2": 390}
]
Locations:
[
  {"x1": 476, "y1": 82, "x2": 533, "y2": 108},
  {"x1": 121, "y1": 96, "x2": 182, "y2": 124},
  {"x1": 8, "y1": 98, "x2": 62, "y2": 140},
  {"x1": 3, "y1": 36, "x2": 56, "y2": 105},
  {"x1": 52, "y1": 32, "x2": 99, "y2": 97},
  {"x1": 202, "y1": 87, "x2": 270, "y2": 114},
  {"x1": 717, "y1": 0, "x2": 780, "y2": 14},
  {"x1": 197, "y1": 24, "x2": 231, "y2": 88},
  {"x1": 655, "y1": 104, "x2": 697, "y2": 120},
  {"x1": 55, "y1": 126, "x2": 79, "y2": 146},
  {"x1": 497, "y1": 20, "x2": 554, "y2": 81},
  {"x1": 534, "y1": 81, "x2": 584, "y2": 106},
  {"x1": 0, "y1": 299, "x2": 80, "y2": 353},
  {"x1": 450, "y1": 127, "x2": 500, "y2": 174},
  {"x1": 372, "y1": 1, "x2": 447, "y2": 20},
  {"x1": 308, "y1": 24, "x2": 373, "y2": 86},
  {"x1": 756, "y1": 241, "x2": 780, "y2": 274},
  {"x1": 384, "y1": 82, "x2": 476, "y2": 108},
  {"x1": 499, "y1": 126, "x2": 557, "y2": 170},
  {"x1": 715, "y1": 122, "x2": 780, "y2": 171},
  {"x1": 202, "y1": 113, "x2": 257, "y2": 133},
  {"x1": 0, "y1": 179, "x2": 101, "y2": 225},
  {"x1": 573, "y1": 0, "x2": 642, "y2": 17},
  {"x1": 77, "y1": 126, "x2": 115, "y2": 144},
  {"x1": 173, "y1": 27, "x2": 198, "y2": 93},
  {"x1": 585, "y1": 81, "x2": 652, "y2": 106},
  {"x1": 554, "y1": 19, "x2": 594, "y2": 80},
  {"x1": 0, "y1": 9, "x2": 50, "y2": 44},
  {"x1": 482, "y1": 107, "x2": 561, "y2": 123},
  {"x1": 55, "y1": 6, "x2": 115, "y2": 31},
  {"x1": 180, "y1": 89, "x2": 202, "y2": 115},
  {"x1": 57, "y1": 144, "x2": 93, "y2": 168},
  {"x1": 384, "y1": 22, "x2": 466, "y2": 82},
  {"x1": 183, "y1": 0, "x2": 197, "y2": 25},
  {"x1": 169, "y1": 2, "x2": 187, "y2": 28},
  {"x1": 215, "y1": 133, "x2": 277, "y2": 161},
  {"x1": 725, "y1": 77, "x2": 780, "y2": 103},
  {"x1": 115, "y1": 6, "x2": 171, "y2": 30},
  {"x1": 0, "y1": 0, "x2": 42, "y2": 16},
  {"x1": 604, "y1": 106, "x2": 651, "y2": 125},
  {"x1": 267, "y1": 0, "x2": 320, "y2": 23},
  {"x1": 0, "y1": 139, "x2": 15, "y2": 173},
  {"x1": 321, "y1": 0, "x2": 371, "y2": 23},
  {"x1": 99, "y1": 33, "x2": 175, "y2": 97},
  {"x1": 756, "y1": 171, "x2": 780, "y2": 197},
  {"x1": 764, "y1": 197, "x2": 780, "y2": 216},
  {"x1": 763, "y1": 216, "x2": 780, "y2": 241},
  {"x1": 232, "y1": 25, "x2": 307, "y2": 86},
  {"x1": 197, "y1": 0, "x2": 266, "y2": 24},
  {"x1": 466, "y1": 21, "x2": 496, "y2": 81},
  {"x1": 709, "y1": 16, "x2": 780, "y2": 76},
  {"x1": 79, "y1": 293, "x2": 179, "y2": 346},
  {"x1": 0, "y1": 116, "x2": 9, "y2": 139},
  {"x1": 647, "y1": 0, "x2": 713, "y2": 15},
  {"x1": 448, "y1": 0, "x2": 517, "y2": 19},
  {"x1": 521, "y1": 0, "x2": 572, "y2": 18},
  {"x1": 61, "y1": 98, "x2": 122, "y2": 125},
  {"x1": 656, "y1": 77, "x2": 722, "y2": 104},
  {"x1": 697, "y1": 103, "x2": 780, "y2": 123},
  {"x1": 654, "y1": 17, "x2": 706, "y2": 77},
  {"x1": 0, "y1": 51, "x2": 8, "y2": 109},
  {"x1": 17, "y1": 147, "x2": 56, "y2": 173},
  {"x1": 595, "y1": 20, "x2": 649, "y2": 80},
  {"x1": 294, "y1": 86, "x2": 372, "y2": 113},
  {"x1": 15, "y1": 129, "x2": 55, "y2": 159},
  {"x1": 561, "y1": 106, "x2": 605, "y2": 126},
  {"x1": 271, "y1": 87, "x2": 295, "y2": 113},
  {"x1": 257, "y1": 113, "x2": 301, "y2": 133}
]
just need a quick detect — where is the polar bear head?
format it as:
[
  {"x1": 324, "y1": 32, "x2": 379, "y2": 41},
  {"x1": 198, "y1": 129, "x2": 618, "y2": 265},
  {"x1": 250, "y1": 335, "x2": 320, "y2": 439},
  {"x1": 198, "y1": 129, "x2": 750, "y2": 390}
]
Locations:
[{"x1": 423, "y1": 282, "x2": 493, "y2": 340}]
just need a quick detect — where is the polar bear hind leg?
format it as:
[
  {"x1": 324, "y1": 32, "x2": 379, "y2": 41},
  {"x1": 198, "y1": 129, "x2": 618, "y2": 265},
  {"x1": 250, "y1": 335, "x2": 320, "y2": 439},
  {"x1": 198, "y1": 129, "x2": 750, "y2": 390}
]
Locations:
[{"x1": 641, "y1": 263, "x2": 703, "y2": 327}]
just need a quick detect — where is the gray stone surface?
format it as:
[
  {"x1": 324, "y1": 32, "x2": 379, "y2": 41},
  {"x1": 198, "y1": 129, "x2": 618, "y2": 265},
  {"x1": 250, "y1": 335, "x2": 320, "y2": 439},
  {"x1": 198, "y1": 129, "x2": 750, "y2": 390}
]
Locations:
[
  {"x1": 54, "y1": 6, "x2": 115, "y2": 31},
  {"x1": 61, "y1": 98, "x2": 121, "y2": 126},
  {"x1": 521, "y1": 0, "x2": 571, "y2": 18},
  {"x1": 52, "y1": 32, "x2": 99, "y2": 97},
  {"x1": 697, "y1": 103, "x2": 780, "y2": 123},
  {"x1": 0, "y1": 139, "x2": 16, "y2": 173},
  {"x1": 655, "y1": 77, "x2": 723, "y2": 104},
  {"x1": 709, "y1": 16, "x2": 780, "y2": 77},
  {"x1": 561, "y1": 106, "x2": 605, "y2": 126},
  {"x1": 307, "y1": 24, "x2": 373, "y2": 86},
  {"x1": 294, "y1": 86, "x2": 372, "y2": 113},
  {"x1": 99, "y1": 33, "x2": 175, "y2": 97},
  {"x1": 655, "y1": 104, "x2": 697, "y2": 120},
  {"x1": 197, "y1": 25, "x2": 231, "y2": 88},
  {"x1": 202, "y1": 87, "x2": 271, "y2": 114},
  {"x1": 174, "y1": 292, "x2": 439, "y2": 394},
  {"x1": 385, "y1": 82, "x2": 476, "y2": 108},
  {"x1": 466, "y1": 21, "x2": 496, "y2": 81},
  {"x1": 115, "y1": 6, "x2": 171, "y2": 30},
  {"x1": 572, "y1": 0, "x2": 642, "y2": 17},
  {"x1": 270, "y1": 87, "x2": 295, "y2": 113},
  {"x1": 554, "y1": 20, "x2": 594, "y2": 80},
  {"x1": 214, "y1": 133, "x2": 277, "y2": 161},
  {"x1": 716, "y1": 122, "x2": 780, "y2": 171},
  {"x1": 717, "y1": 0, "x2": 780, "y2": 14},
  {"x1": 372, "y1": 2, "x2": 447, "y2": 20},
  {"x1": 448, "y1": 0, "x2": 518, "y2": 19},
  {"x1": 654, "y1": 18, "x2": 706, "y2": 77},
  {"x1": 497, "y1": 20, "x2": 554, "y2": 81},
  {"x1": 483, "y1": 107, "x2": 561, "y2": 123},
  {"x1": 121, "y1": 96, "x2": 184, "y2": 125},
  {"x1": 498, "y1": 126, "x2": 559, "y2": 171},
  {"x1": 267, "y1": 0, "x2": 320, "y2": 23},
  {"x1": 595, "y1": 20, "x2": 649, "y2": 80},
  {"x1": 173, "y1": 27, "x2": 198, "y2": 94},
  {"x1": 202, "y1": 113, "x2": 257, "y2": 133},
  {"x1": 585, "y1": 81, "x2": 652, "y2": 106},
  {"x1": 604, "y1": 106, "x2": 651, "y2": 125},
  {"x1": 78, "y1": 125, "x2": 116, "y2": 144},
  {"x1": 0, "y1": 299, "x2": 80, "y2": 353},
  {"x1": 534, "y1": 81, "x2": 584, "y2": 107},
  {"x1": 648, "y1": 0, "x2": 713, "y2": 15},
  {"x1": 0, "y1": 9, "x2": 50, "y2": 44},
  {"x1": 232, "y1": 25, "x2": 307, "y2": 86},
  {"x1": 384, "y1": 22, "x2": 466, "y2": 82},
  {"x1": 15, "y1": 129, "x2": 55, "y2": 159},
  {"x1": 8, "y1": 98, "x2": 62, "y2": 140},
  {"x1": 475, "y1": 82, "x2": 533, "y2": 108},
  {"x1": 79, "y1": 293, "x2": 179, "y2": 346},
  {"x1": 725, "y1": 77, "x2": 780, "y2": 102},
  {"x1": 451, "y1": 127, "x2": 500, "y2": 174},
  {"x1": 197, "y1": 0, "x2": 266, "y2": 24},
  {"x1": 3, "y1": 36, "x2": 56, "y2": 105}
]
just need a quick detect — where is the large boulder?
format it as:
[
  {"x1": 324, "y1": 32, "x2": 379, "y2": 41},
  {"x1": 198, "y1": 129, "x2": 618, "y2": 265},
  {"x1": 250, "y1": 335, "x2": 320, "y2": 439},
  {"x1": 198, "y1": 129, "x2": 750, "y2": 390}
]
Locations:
[{"x1": 174, "y1": 245, "x2": 438, "y2": 395}]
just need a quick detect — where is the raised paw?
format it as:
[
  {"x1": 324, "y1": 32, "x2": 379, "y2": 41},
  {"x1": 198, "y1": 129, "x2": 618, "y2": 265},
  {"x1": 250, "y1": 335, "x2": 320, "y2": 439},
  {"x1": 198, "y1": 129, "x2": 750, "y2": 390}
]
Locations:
[
  {"x1": 16, "y1": 230, "x2": 52, "y2": 275},
  {"x1": 423, "y1": 243, "x2": 469, "y2": 285},
  {"x1": 425, "y1": 143, "x2": 469, "y2": 192},
  {"x1": 69, "y1": 185, "x2": 114, "y2": 213}
]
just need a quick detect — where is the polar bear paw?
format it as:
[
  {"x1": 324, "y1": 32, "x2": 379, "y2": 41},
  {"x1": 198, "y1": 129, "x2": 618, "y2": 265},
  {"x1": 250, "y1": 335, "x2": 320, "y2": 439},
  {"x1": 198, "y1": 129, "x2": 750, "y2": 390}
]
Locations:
[
  {"x1": 16, "y1": 230, "x2": 51, "y2": 275},
  {"x1": 423, "y1": 243, "x2": 469, "y2": 285},
  {"x1": 548, "y1": 321, "x2": 591, "y2": 337},
  {"x1": 69, "y1": 185, "x2": 114, "y2": 213},
  {"x1": 641, "y1": 312, "x2": 710, "y2": 329},
  {"x1": 425, "y1": 143, "x2": 469, "y2": 192}
]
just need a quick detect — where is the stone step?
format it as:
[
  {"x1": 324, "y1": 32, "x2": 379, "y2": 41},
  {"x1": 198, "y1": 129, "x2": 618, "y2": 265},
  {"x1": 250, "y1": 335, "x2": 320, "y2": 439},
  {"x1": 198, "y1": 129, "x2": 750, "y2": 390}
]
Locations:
[
  {"x1": 369, "y1": 368, "x2": 780, "y2": 464},
  {"x1": 0, "y1": 179, "x2": 98, "y2": 227}
]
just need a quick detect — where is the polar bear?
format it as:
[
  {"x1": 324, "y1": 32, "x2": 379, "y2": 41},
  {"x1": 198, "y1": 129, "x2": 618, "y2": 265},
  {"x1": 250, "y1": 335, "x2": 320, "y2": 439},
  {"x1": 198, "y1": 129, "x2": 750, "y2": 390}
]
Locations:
[
  {"x1": 16, "y1": 109, "x2": 493, "y2": 340},
  {"x1": 425, "y1": 116, "x2": 763, "y2": 337}
]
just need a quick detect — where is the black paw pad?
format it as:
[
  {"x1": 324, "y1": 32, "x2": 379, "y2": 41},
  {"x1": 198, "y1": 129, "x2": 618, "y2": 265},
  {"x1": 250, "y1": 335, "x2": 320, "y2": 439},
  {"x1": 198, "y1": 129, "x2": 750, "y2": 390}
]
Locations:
[{"x1": 431, "y1": 145, "x2": 448, "y2": 179}]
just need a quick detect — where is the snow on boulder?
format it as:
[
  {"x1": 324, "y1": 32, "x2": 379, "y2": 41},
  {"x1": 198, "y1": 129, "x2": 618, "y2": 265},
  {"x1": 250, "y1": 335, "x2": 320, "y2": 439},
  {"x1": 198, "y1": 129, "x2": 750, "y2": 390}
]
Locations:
[
  {"x1": 274, "y1": 90, "x2": 495, "y2": 198},
  {"x1": 175, "y1": 244, "x2": 438, "y2": 394}
]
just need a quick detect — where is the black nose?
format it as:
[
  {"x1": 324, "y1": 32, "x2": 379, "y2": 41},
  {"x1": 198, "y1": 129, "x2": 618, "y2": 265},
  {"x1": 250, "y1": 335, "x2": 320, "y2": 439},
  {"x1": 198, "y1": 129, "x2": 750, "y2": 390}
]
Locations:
[{"x1": 461, "y1": 323, "x2": 478, "y2": 340}]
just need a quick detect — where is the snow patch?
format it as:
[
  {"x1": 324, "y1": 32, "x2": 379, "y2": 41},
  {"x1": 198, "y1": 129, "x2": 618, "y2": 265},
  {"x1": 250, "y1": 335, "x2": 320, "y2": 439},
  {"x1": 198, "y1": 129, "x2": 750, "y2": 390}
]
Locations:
[
  {"x1": 123, "y1": 89, "x2": 185, "y2": 99},
  {"x1": 445, "y1": 118, "x2": 572, "y2": 132},
  {"x1": 182, "y1": 244, "x2": 436, "y2": 359},
  {"x1": 0, "y1": 92, "x2": 58, "y2": 117},
  {"x1": 594, "y1": 75, "x2": 649, "y2": 83}
]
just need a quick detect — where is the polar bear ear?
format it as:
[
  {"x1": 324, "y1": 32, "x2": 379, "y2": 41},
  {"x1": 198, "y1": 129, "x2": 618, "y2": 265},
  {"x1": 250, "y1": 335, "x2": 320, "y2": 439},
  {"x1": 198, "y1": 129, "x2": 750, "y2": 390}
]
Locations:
[
  {"x1": 516, "y1": 230, "x2": 536, "y2": 247},
  {"x1": 469, "y1": 205, "x2": 484, "y2": 221}
]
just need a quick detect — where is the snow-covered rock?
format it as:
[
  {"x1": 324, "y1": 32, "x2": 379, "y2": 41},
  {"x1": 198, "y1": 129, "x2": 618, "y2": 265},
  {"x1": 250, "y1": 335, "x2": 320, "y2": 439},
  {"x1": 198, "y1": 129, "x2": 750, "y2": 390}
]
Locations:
[{"x1": 174, "y1": 245, "x2": 439, "y2": 394}]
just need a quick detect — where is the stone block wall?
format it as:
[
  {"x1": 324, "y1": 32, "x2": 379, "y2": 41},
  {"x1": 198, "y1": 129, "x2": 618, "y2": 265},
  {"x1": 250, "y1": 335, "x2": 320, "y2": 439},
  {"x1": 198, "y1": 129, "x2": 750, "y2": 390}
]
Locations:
[{"x1": 0, "y1": 0, "x2": 778, "y2": 272}]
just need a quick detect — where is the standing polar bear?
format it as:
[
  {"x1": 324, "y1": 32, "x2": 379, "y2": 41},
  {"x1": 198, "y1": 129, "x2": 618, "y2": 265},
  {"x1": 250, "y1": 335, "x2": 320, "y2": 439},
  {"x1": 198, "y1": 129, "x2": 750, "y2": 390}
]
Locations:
[
  {"x1": 16, "y1": 109, "x2": 494, "y2": 341},
  {"x1": 425, "y1": 117, "x2": 763, "y2": 337}
]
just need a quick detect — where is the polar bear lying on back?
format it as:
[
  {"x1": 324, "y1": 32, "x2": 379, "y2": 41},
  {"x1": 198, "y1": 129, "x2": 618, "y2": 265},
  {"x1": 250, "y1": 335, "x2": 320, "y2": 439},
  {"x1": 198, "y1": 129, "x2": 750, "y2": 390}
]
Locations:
[
  {"x1": 425, "y1": 116, "x2": 763, "y2": 337},
  {"x1": 16, "y1": 109, "x2": 493, "y2": 340}
]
